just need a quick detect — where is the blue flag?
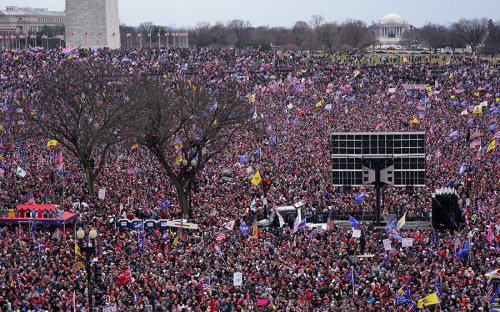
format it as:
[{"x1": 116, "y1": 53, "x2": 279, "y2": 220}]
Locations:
[
  {"x1": 239, "y1": 154, "x2": 248, "y2": 162},
  {"x1": 345, "y1": 268, "x2": 354, "y2": 283},
  {"x1": 138, "y1": 234, "x2": 144, "y2": 253},
  {"x1": 435, "y1": 274, "x2": 442, "y2": 296},
  {"x1": 318, "y1": 117, "x2": 323, "y2": 130},
  {"x1": 431, "y1": 230, "x2": 439, "y2": 247},
  {"x1": 453, "y1": 239, "x2": 470, "y2": 260},
  {"x1": 389, "y1": 228, "x2": 405, "y2": 241},
  {"x1": 459, "y1": 163, "x2": 466, "y2": 175},
  {"x1": 307, "y1": 228, "x2": 317, "y2": 240},
  {"x1": 355, "y1": 191, "x2": 366, "y2": 203},
  {"x1": 490, "y1": 123, "x2": 497, "y2": 130},
  {"x1": 384, "y1": 217, "x2": 398, "y2": 234},
  {"x1": 252, "y1": 148, "x2": 261, "y2": 159},
  {"x1": 239, "y1": 224, "x2": 251, "y2": 235},
  {"x1": 161, "y1": 198, "x2": 172, "y2": 211},
  {"x1": 349, "y1": 215, "x2": 360, "y2": 229},
  {"x1": 448, "y1": 130, "x2": 459, "y2": 138},
  {"x1": 465, "y1": 119, "x2": 474, "y2": 127},
  {"x1": 134, "y1": 220, "x2": 144, "y2": 232},
  {"x1": 395, "y1": 285, "x2": 412, "y2": 306}
]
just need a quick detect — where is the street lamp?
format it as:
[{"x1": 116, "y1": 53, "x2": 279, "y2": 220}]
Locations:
[
  {"x1": 182, "y1": 159, "x2": 197, "y2": 218},
  {"x1": 77, "y1": 228, "x2": 98, "y2": 311}
]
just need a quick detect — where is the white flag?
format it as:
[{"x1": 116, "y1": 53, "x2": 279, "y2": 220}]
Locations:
[
  {"x1": 460, "y1": 109, "x2": 468, "y2": 115},
  {"x1": 250, "y1": 199, "x2": 256, "y2": 212},
  {"x1": 224, "y1": 220, "x2": 235, "y2": 231},
  {"x1": 16, "y1": 166, "x2": 27, "y2": 177},
  {"x1": 273, "y1": 207, "x2": 285, "y2": 228}
]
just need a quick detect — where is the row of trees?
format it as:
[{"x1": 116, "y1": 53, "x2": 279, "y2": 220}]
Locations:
[
  {"x1": 127, "y1": 16, "x2": 500, "y2": 54},
  {"x1": 16, "y1": 61, "x2": 259, "y2": 217},
  {"x1": 400, "y1": 18, "x2": 500, "y2": 54}
]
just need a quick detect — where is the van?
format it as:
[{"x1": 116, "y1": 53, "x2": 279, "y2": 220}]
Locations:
[{"x1": 257, "y1": 202, "x2": 304, "y2": 228}]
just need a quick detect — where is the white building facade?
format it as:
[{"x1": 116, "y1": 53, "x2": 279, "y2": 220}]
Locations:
[
  {"x1": 373, "y1": 13, "x2": 410, "y2": 48},
  {"x1": 65, "y1": 0, "x2": 120, "y2": 49}
]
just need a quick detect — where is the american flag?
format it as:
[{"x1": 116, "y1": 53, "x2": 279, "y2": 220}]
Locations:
[
  {"x1": 126, "y1": 33, "x2": 131, "y2": 37},
  {"x1": 487, "y1": 278, "x2": 494, "y2": 301},
  {"x1": 83, "y1": 33, "x2": 87, "y2": 38},
  {"x1": 111, "y1": 33, "x2": 115, "y2": 38},
  {"x1": 201, "y1": 278, "x2": 211, "y2": 291},
  {"x1": 216, "y1": 231, "x2": 225, "y2": 242},
  {"x1": 30, "y1": 34, "x2": 36, "y2": 39},
  {"x1": 326, "y1": 215, "x2": 334, "y2": 231},
  {"x1": 97, "y1": 33, "x2": 101, "y2": 38},
  {"x1": 435, "y1": 149, "x2": 442, "y2": 158}
]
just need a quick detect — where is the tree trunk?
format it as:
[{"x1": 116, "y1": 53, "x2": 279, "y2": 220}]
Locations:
[
  {"x1": 173, "y1": 180, "x2": 190, "y2": 218},
  {"x1": 85, "y1": 167, "x2": 96, "y2": 196}
]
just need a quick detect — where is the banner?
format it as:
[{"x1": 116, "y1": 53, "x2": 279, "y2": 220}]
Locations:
[
  {"x1": 234, "y1": 272, "x2": 242, "y2": 286},
  {"x1": 103, "y1": 305, "x2": 117, "y2": 312},
  {"x1": 402, "y1": 238, "x2": 414, "y2": 247},
  {"x1": 383, "y1": 239, "x2": 392, "y2": 251},
  {"x1": 352, "y1": 229, "x2": 361, "y2": 238},
  {"x1": 98, "y1": 188, "x2": 106, "y2": 199},
  {"x1": 114, "y1": 267, "x2": 133, "y2": 286}
]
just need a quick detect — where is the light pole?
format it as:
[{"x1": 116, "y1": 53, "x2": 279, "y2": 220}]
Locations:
[
  {"x1": 77, "y1": 228, "x2": 98, "y2": 311},
  {"x1": 182, "y1": 159, "x2": 197, "y2": 218}
]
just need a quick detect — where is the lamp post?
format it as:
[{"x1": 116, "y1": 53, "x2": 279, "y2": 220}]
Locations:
[
  {"x1": 182, "y1": 159, "x2": 197, "y2": 218},
  {"x1": 77, "y1": 228, "x2": 98, "y2": 311}
]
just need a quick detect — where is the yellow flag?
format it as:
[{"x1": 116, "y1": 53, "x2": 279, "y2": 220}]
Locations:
[
  {"x1": 449, "y1": 73, "x2": 453, "y2": 78},
  {"x1": 30, "y1": 112, "x2": 36, "y2": 116},
  {"x1": 450, "y1": 95, "x2": 455, "y2": 99},
  {"x1": 249, "y1": 95, "x2": 256, "y2": 103},
  {"x1": 0, "y1": 125, "x2": 3, "y2": 131},
  {"x1": 252, "y1": 220, "x2": 258, "y2": 236},
  {"x1": 396, "y1": 213, "x2": 406, "y2": 230},
  {"x1": 75, "y1": 262, "x2": 85, "y2": 269},
  {"x1": 496, "y1": 98, "x2": 500, "y2": 102},
  {"x1": 250, "y1": 171, "x2": 262, "y2": 186},
  {"x1": 173, "y1": 234, "x2": 179, "y2": 246},
  {"x1": 213, "y1": 119, "x2": 217, "y2": 125},
  {"x1": 487, "y1": 140, "x2": 496, "y2": 153},
  {"x1": 425, "y1": 87, "x2": 432, "y2": 92},
  {"x1": 316, "y1": 101, "x2": 322, "y2": 107},
  {"x1": 75, "y1": 242, "x2": 81, "y2": 257},
  {"x1": 417, "y1": 292, "x2": 439, "y2": 308},
  {"x1": 47, "y1": 140, "x2": 57, "y2": 147},
  {"x1": 473, "y1": 106, "x2": 482, "y2": 114},
  {"x1": 174, "y1": 142, "x2": 183, "y2": 150},
  {"x1": 175, "y1": 154, "x2": 183, "y2": 163},
  {"x1": 410, "y1": 116, "x2": 418, "y2": 124},
  {"x1": 474, "y1": 92, "x2": 480, "y2": 97}
]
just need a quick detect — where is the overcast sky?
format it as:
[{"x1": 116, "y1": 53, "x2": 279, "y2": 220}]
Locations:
[{"x1": 8, "y1": 0, "x2": 500, "y2": 28}]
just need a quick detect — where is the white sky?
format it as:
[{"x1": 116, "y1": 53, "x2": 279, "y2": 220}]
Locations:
[{"x1": 7, "y1": 0, "x2": 500, "y2": 29}]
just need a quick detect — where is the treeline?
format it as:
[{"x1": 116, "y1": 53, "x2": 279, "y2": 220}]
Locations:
[{"x1": 121, "y1": 16, "x2": 500, "y2": 55}]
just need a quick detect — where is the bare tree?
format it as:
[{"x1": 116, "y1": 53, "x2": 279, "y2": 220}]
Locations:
[
  {"x1": 17, "y1": 61, "x2": 133, "y2": 196},
  {"x1": 399, "y1": 29, "x2": 421, "y2": 49},
  {"x1": 190, "y1": 21, "x2": 213, "y2": 47},
  {"x1": 271, "y1": 27, "x2": 287, "y2": 47},
  {"x1": 452, "y1": 18, "x2": 489, "y2": 53},
  {"x1": 211, "y1": 21, "x2": 228, "y2": 47},
  {"x1": 129, "y1": 77, "x2": 259, "y2": 217},
  {"x1": 340, "y1": 19, "x2": 376, "y2": 51},
  {"x1": 420, "y1": 23, "x2": 447, "y2": 53},
  {"x1": 228, "y1": 19, "x2": 252, "y2": 48},
  {"x1": 316, "y1": 22, "x2": 341, "y2": 53}
]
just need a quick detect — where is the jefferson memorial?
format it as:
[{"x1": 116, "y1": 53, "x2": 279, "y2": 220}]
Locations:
[{"x1": 373, "y1": 13, "x2": 410, "y2": 47}]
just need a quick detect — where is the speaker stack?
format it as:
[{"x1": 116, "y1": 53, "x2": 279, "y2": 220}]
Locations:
[{"x1": 432, "y1": 187, "x2": 463, "y2": 231}]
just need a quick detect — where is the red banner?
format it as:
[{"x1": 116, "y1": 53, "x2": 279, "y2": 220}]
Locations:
[{"x1": 114, "y1": 267, "x2": 133, "y2": 286}]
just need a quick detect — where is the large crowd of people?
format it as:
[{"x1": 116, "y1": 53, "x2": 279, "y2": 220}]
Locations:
[{"x1": 0, "y1": 46, "x2": 500, "y2": 312}]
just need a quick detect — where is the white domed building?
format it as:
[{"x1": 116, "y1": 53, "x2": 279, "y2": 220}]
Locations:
[{"x1": 373, "y1": 13, "x2": 410, "y2": 48}]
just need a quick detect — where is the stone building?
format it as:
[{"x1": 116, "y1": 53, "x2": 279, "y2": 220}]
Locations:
[
  {"x1": 373, "y1": 13, "x2": 410, "y2": 48},
  {"x1": 65, "y1": 0, "x2": 120, "y2": 49},
  {"x1": 0, "y1": 6, "x2": 65, "y2": 37}
]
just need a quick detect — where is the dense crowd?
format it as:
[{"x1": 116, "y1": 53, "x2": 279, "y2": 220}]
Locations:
[{"x1": 0, "y1": 46, "x2": 500, "y2": 312}]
